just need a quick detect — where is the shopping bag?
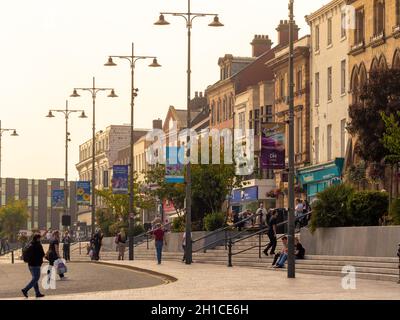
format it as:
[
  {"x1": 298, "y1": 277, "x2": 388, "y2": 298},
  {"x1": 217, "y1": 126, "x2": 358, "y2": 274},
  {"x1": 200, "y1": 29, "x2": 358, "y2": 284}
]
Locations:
[{"x1": 54, "y1": 258, "x2": 67, "y2": 274}]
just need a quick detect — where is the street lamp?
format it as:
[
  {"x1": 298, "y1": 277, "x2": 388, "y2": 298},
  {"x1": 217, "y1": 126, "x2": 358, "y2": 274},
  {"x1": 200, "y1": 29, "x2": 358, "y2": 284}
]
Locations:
[
  {"x1": 70, "y1": 77, "x2": 118, "y2": 236},
  {"x1": 155, "y1": 0, "x2": 223, "y2": 265},
  {"x1": 287, "y1": 0, "x2": 296, "y2": 279},
  {"x1": 46, "y1": 100, "x2": 87, "y2": 228},
  {"x1": 104, "y1": 43, "x2": 161, "y2": 261},
  {"x1": 0, "y1": 120, "x2": 18, "y2": 192}
]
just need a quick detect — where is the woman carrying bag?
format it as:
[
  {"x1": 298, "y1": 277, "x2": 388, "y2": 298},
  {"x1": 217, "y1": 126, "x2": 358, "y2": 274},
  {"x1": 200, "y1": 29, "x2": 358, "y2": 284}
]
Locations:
[{"x1": 46, "y1": 230, "x2": 67, "y2": 280}]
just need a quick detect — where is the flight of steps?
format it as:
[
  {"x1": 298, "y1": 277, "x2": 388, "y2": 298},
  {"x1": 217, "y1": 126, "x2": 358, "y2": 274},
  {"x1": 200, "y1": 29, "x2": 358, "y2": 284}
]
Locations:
[{"x1": 70, "y1": 234, "x2": 400, "y2": 283}]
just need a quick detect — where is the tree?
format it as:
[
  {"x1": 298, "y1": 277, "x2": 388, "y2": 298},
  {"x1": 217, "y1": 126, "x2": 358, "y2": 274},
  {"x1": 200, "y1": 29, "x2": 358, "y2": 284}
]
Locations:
[
  {"x1": 348, "y1": 69, "x2": 400, "y2": 163},
  {"x1": 0, "y1": 200, "x2": 29, "y2": 241},
  {"x1": 96, "y1": 173, "x2": 156, "y2": 235},
  {"x1": 382, "y1": 111, "x2": 400, "y2": 163}
]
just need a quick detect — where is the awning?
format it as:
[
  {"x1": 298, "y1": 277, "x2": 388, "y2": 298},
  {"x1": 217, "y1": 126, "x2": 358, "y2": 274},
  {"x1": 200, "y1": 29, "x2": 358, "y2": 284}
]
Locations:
[{"x1": 297, "y1": 158, "x2": 344, "y2": 186}]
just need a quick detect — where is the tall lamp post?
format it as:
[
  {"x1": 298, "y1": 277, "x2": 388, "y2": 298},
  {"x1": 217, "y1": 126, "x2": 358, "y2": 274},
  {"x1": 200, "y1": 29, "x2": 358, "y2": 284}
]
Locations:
[
  {"x1": 155, "y1": 0, "x2": 223, "y2": 265},
  {"x1": 287, "y1": 0, "x2": 296, "y2": 278},
  {"x1": 46, "y1": 100, "x2": 87, "y2": 228},
  {"x1": 0, "y1": 121, "x2": 18, "y2": 198},
  {"x1": 104, "y1": 43, "x2": 161, "y2": 261},
  {"x1": 70, "y1": 77, "x2": 118, "y2": 236}
]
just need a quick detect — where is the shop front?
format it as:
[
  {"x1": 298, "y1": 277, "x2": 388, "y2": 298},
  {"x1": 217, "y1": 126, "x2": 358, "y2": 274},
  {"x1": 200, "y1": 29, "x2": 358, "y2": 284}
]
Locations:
[
  {"x1": 230, "y1": 186, "x2": 259, "y2": 214},
  {"x1": 297, "y1": 158, "x2": 344, "y2": 203}
]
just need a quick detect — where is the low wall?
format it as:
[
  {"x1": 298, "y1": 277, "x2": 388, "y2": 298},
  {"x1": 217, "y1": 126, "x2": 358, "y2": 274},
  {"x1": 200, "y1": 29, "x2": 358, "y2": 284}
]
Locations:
[
  {"x1": 300, "y1": 226, "x2": 400, "y2": 257},
  {"x1": 101, "y1": 231, "x2": 240, "y2": 253}
]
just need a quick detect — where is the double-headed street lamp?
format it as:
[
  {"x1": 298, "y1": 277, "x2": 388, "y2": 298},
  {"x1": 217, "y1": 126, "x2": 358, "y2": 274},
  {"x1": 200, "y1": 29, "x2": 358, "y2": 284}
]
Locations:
[
  {"x1": 0, "y1": 120, "x2": 18, "y2": 187},
  {"x1": 155, "y1": 0, "x2": 223, "y2": 265},
  {"x1": 70, "y1": 77, "x2": 118, "y2": 236},
  {"x1": 46, "y1": 100, "x2": 87, "y2": 227},
  {"x1": 104, "y1": 43, "x2": 161, "y2": 261}
]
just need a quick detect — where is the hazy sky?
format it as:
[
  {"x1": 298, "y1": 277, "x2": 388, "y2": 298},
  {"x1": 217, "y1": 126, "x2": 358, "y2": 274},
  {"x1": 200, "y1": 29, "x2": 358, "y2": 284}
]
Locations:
[{"x1": 0, "y1": 0, "x2": 328, "y2": 180}]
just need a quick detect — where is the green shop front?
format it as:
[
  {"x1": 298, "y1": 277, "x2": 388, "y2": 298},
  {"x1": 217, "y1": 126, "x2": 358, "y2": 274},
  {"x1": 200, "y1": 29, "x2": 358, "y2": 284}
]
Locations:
[{"x1": 297, "y1": 158, "x2": 344, "y2": 202}]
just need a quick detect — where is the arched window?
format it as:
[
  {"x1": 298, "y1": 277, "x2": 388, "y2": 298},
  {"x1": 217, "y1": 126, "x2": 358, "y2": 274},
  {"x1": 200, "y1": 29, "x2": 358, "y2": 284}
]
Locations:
[
  {"x1": 217, "y1": 100, "x2": 221, "y2": 123},
  {"x1": 378, "y1": 54, "x2": 388, "y2": 70},
  {"x1": 350, "y1": 66, "x2": 359, "y2": 104},
  {"x1": 373, "y1": 0, "x2": 385, "y2": 36},
  {"x1": 392, "y1": 49, "x2": 400, "y2": 69},
  {"x1": 211, "y1": 101, "x2": 215, "y2": 125},
  {"x1": 223, "y1": 97, "x2": 227, "y2": 121}
]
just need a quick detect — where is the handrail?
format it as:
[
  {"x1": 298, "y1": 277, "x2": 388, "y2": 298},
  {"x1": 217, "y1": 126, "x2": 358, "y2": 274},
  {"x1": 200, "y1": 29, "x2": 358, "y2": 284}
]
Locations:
[
  {"x1": 192, "y1": 212, "x2": 262, "y2": 245},
  {"x1": 227, "y1": 211, "x2": 312, "y2": 267},
  {"x1": 0, "y1": 244, "x2": 23, "y2": 264},
  {"x1": 133, "y1": 222, "x2": 173, "y2": 248}
]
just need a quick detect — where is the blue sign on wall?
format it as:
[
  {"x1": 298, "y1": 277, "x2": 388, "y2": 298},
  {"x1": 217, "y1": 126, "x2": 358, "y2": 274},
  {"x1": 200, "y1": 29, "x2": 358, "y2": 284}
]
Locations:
[
  {"x1": 52, "y1": 190, "x2": 65, "y2": 209},
  {"x1": 231, "y1": 186, "x2": 258, "y2": 203}
]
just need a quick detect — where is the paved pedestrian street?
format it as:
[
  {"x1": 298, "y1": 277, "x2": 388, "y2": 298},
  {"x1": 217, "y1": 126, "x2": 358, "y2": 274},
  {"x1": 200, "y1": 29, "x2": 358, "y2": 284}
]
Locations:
[
  {"x1": 3, "y1": 260, "x2": 399, "y2": 300},
  {"x1": 0, "y1": 262, "x2": 164, "y2": 299}
]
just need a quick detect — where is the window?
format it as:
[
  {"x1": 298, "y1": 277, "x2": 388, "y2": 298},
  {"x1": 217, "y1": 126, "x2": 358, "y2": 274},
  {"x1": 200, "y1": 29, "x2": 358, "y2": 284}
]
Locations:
[
  {"x1": 373, "y1": 0, "x2": 385, "y2": 37},
  {"x1": 280, "y1": 77, "x2": 285, "y2": 98},
  {"x1": 327, "y1": 124, "x2": 332, "y2": 161},
  {"x1": 327, "y1": 18, "x2": 332, "y2": 46},
  {"x1": 238, "y1": 112, "x2": 246, "y2": 133},
  {"x1": 355, "y1": 8, "x2": 365, "y2": 45},
  {"x1": 315, "y1": 25, "x2": 320, "y2": 51},
  {"x1": 217, "y1": 101, "x2": 221, "y2": 123},
  {"x1": 341, "y1": 11, "x2": 347, "y2": 38},
  {"x1": 341, "y1": 60, "x2": 346, "y2": 95},
  {"x1": 297, "y1": 68, "x2": 303, "y2": 93},
  {"x1": 327, "y1": 67, "x2": 332, "y2": 101},
  {"x1": 223, "y1": 99, "x2": 227, "y2": 121},
  {"x1": 254, "y1": 109, "x2": 260, "y2": 135},
  {"x1": 296, "y1": 117, "x2": 302, "y2": 154},
  {"x1": 315, "y1": 73, "x2": 320, "y2": 105},
  {"x1": 249, "y1": 110, "x2": 253, "y2": 130},
  {"x1": 341, "y1": 119, "x2": 347, "y2": 158},
  {"x1": 266, "y1": 106, "x2": 273, "y2": 123},
  {"x1": 397, "y1": 0, "x2": 400, "y2": 25}
]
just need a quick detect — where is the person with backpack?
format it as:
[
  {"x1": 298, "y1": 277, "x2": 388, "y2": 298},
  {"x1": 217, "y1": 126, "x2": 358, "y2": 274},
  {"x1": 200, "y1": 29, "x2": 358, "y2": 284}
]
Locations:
[
  {"x1": 21, "y1": 233, "x2": 45, "y2": 298},
  {"x1": 115, "y1": 229, "x2": 127, "y2": 261}
]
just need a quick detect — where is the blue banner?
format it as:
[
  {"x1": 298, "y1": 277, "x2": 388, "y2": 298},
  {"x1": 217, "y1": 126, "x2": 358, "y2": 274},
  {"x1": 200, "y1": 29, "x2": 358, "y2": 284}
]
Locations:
[
  {"x1": 231, "y1": 186, "x2": 259, "y2": 203},
  {"x1": 165, "y1": 147, "x2": 184, "y2": 184},
  {"x1": 112, "y1": 165, "x2": 129, "y2": 194},
  {"x1": 76, "y1": 181, "x2": 91, "y2": 206},
  {"x1": 52, "y1": 190, "x2": 65, "y2": 209}
]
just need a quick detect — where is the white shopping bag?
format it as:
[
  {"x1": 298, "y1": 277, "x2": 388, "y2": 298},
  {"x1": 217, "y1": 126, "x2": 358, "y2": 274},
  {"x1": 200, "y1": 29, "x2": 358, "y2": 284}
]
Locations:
[{"x1": 54, "y1": 258, "x2": 67, "y2": 274}]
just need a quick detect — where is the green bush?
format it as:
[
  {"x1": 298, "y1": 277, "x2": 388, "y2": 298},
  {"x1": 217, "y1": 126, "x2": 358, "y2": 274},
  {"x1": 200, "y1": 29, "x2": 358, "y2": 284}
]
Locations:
[
  {"x1": 310, "y1": 184, "x2": 355, "y2": 232},
  {"x1": 347, "y1": 191, "x2": 388, "y2": 226},
  {"x1": 172, "y1": 215, "x2": 185, "y2": 232},
  {"x1": 133, "y1": 224, "x2": 146, "y2": 236},
  {"x1": 203, "y1": 212, "x2": 226, "y2": 231},
  {"x1": 390, "y1": 198, "x2": 400, "y2": 225}
]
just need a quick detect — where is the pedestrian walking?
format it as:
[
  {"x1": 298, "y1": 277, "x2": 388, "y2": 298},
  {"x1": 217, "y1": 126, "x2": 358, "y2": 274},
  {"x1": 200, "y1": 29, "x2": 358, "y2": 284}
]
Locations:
[
  {"x1": 255, "y1": 203, "x2": 267, "y2": 227},
  {"x1": 182, "y1": 232, "x2": 192, "y2": 262},
  {"x1": 62, "y1": 231, "x2": 72, "y2": 261},
  {"x1": 263, "y1": 210, "x2": 278, "y2": 256},
  {"x1": 115, "y1": 229, "x2": 127, "y2": 261},
  {"x1": 0, "y1": 237, "x2": 5, "y2": 254},
  {"x1": 46, "y1": 230, "x2": 65, "y2": 280},
  {"x1": 92, "y1": 229, "x2": 104, "y2": 261},
  {"x1": 21, "y1": 233, "x2": 45, "y2": 298},
  {"x1": 152, "y1": 224, "x2": 167, "y2": 265}
]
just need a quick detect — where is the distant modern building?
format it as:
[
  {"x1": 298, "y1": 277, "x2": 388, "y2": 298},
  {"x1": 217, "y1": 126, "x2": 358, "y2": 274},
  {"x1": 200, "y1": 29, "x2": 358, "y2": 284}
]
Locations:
[{"x1": 0, "y1": 178, "x2": 78, "y2": 231}]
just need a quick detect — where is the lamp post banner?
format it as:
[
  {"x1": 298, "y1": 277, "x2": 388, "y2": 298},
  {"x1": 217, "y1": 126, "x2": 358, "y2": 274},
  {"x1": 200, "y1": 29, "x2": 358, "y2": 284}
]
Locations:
[
  {"x1": 261, "y1": 123, "x2": 286, "y2": 170},
  {"x1": 51, "y1": 190, "x2": 65, "y2": 209},
  {"x1": 76, "y1": 181, "x2": 91, "y2": 206},
  {"x1": 165, "y1": 146, "x2": 185, "y2": 184},
  {"x1": 112, "y1": 165, "x2": 129, "y2": 194}
]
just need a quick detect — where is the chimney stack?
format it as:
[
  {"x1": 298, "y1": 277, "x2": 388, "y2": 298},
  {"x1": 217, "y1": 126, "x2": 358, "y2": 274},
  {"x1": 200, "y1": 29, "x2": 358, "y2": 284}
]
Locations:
[
  {"x1": 250, "y1": 35, "x2": 272, "y2": 57},
  {"x1": 276, "y1": 20, "x2": 299, "y2": 47},
  {"x1": 152, "y1": 119, "x2": 162, "y2": 130}
]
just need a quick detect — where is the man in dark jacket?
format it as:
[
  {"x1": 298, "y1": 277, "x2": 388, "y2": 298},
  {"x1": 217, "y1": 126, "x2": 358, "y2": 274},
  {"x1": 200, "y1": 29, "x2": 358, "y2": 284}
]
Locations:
[{"x1": 21, "y1": 234, "x2": 45, "y2": 298}]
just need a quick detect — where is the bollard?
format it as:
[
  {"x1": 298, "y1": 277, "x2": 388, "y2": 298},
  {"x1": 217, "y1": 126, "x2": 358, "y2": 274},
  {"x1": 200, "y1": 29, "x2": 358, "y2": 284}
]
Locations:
[
  {"x1": 259, "y1": 233, "x2": 262, "y2": 259},
  {"x1": 146, "y1": 234, "x2": 149, "y2": 250},
  {"x1": 11, "y1": 250, "x2": 14, "y2": 264},
  {"x1": 228, "y1": 240, "x2": 233, "y2": 267}
]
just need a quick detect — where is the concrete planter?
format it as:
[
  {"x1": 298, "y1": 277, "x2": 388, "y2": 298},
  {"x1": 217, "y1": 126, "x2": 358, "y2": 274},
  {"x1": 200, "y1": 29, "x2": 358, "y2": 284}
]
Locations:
[{"x1": 300, "y1": 226, "x2": 400, "y2": 257}]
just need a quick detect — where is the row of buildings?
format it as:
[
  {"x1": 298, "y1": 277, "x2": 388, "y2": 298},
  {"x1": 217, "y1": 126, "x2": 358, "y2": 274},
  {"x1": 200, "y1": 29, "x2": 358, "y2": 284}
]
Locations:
[
  {"x1": 74, "y1": 0, "x2": 400, "y2": 224},
  {"x1": 8, "y1": 0, "x2": 397, "y2": 231}
]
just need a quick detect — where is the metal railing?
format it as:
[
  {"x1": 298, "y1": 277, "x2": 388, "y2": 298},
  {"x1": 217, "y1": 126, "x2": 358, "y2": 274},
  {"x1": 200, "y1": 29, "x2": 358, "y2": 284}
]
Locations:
[
  {"x1": 132, "y1": 222, "x2": 173, "y2": 249},
  {"x1": 192, "y1": 212, "x2": 263, "y2": 253},
  {"x1": 0, "y1": 244, "x2": 23, "y2": 264},
  {"x1": 227, "y1": 211, "x2": 312, "y2": 267}
]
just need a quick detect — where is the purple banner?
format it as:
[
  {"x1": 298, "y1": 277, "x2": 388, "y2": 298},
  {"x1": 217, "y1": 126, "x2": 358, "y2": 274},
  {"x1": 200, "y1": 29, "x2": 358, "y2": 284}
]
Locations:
[{"x1": 261, "y1": 123, "x2": 286, "y2": 170}]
